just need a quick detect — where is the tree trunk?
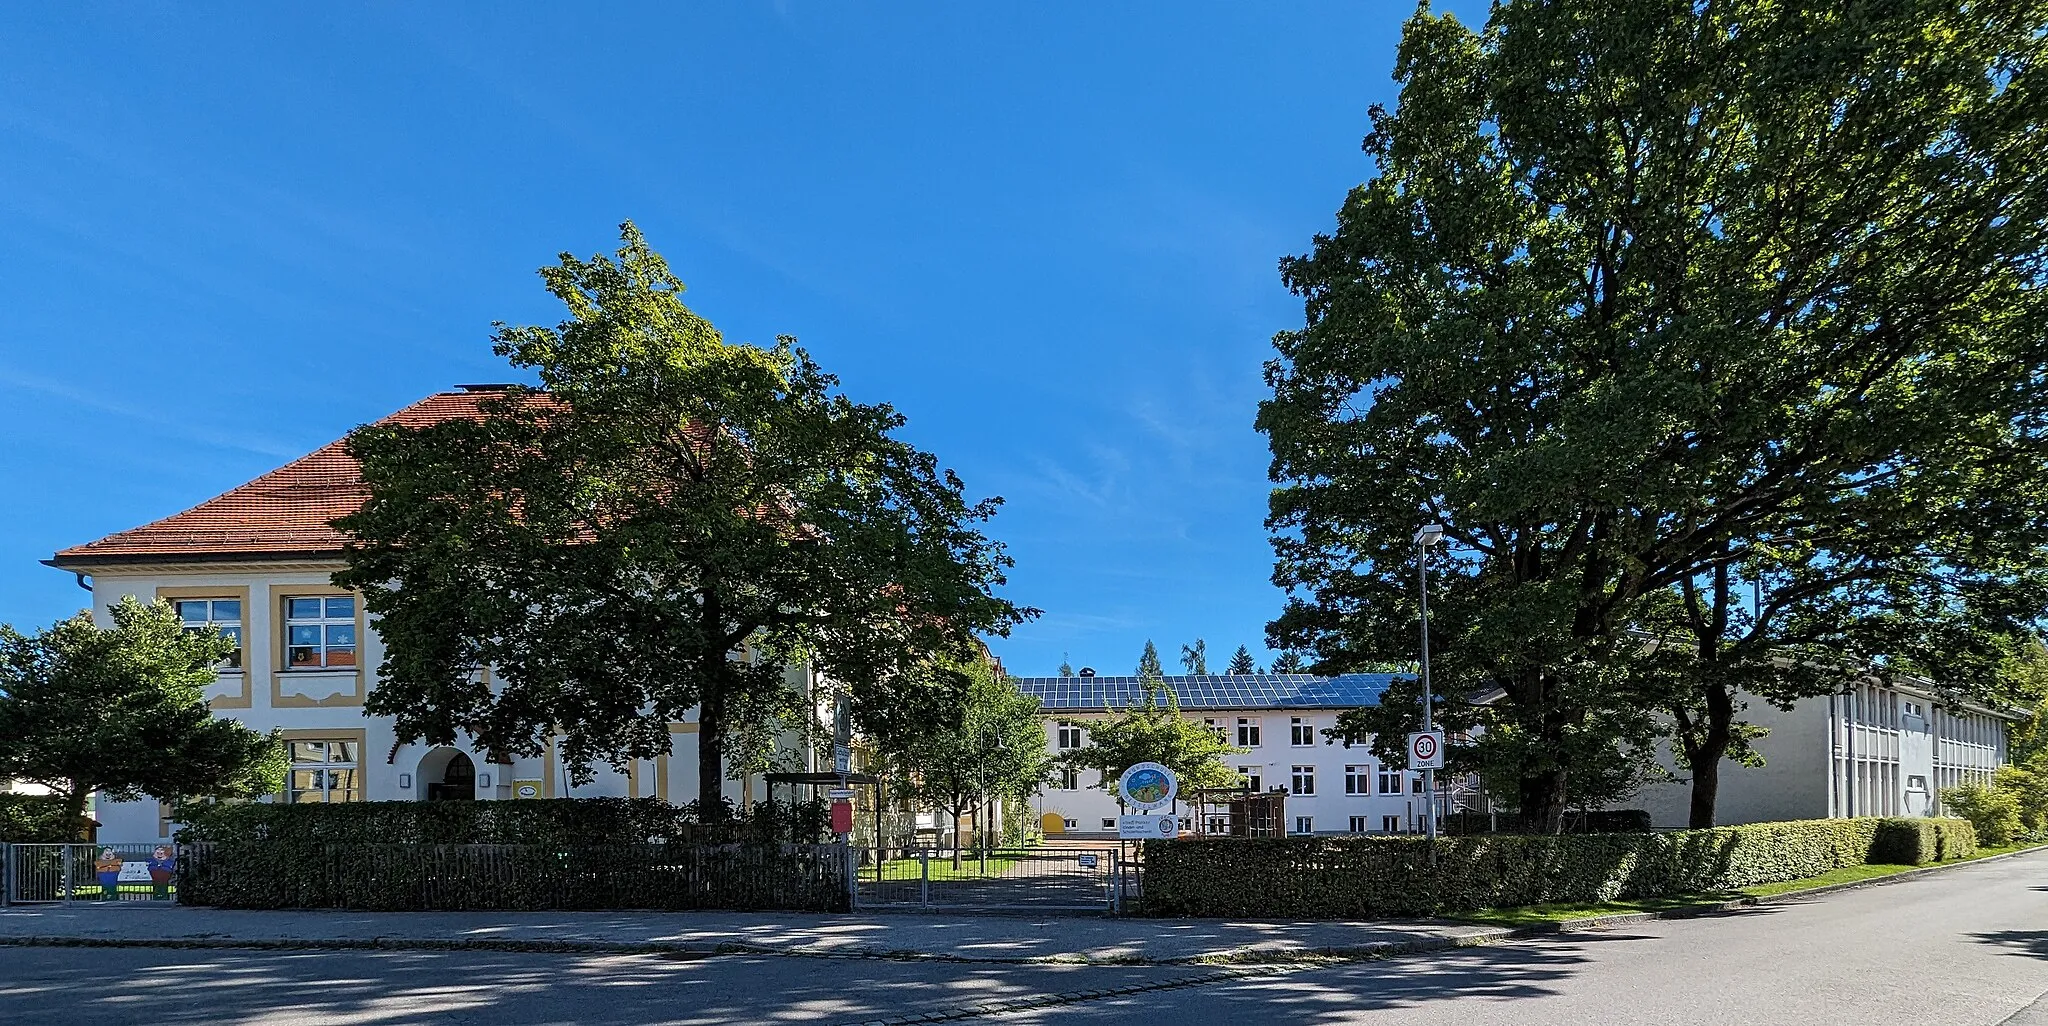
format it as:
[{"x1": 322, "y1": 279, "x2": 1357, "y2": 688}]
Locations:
[
  {"x1": 1519, "y1": 769, "x2": 1569, "y2": 834},
  {"x1": 62, "y1": 784, "x2": 90, "y2": 842},
  {"x1": 1687, "y1": 681, "x2": 1737, "y2": 829},
  {"x1": 952, "y1": 803, "x2": 965, "y2": 870},
  {"x1": 697, "y1": 690, "x2": 726, "y2": 819}
]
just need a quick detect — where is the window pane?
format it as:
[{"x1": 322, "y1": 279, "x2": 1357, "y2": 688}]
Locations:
[
  {"x1": 289, "y1": 625, "x2": 321, "y2": 647},
  {"x1": 290, "y1": 742, "x2": 327, "y2": 763},
  {"x1": 288, "y1": 598, "x2": 323, "y2": 620},
  {"x1": 325, "y1": 597, "x2": 355, "y2": 619},
  {"x1": 176, "y1": 601, "x2": 209, "y2": 623},
  {"x1": 291, "y1": 789, "x2": 327, "y2": 804},
  {"x1": 324, "y1": 648, "x2": 357, "y2": 668},
  {"x1": 221, "y1": 625, "x2": 242, "y2": 646},
  {"x1": 291, "y1": 769, "x2": 325, "y2": 790},
  {"x1": 211, "y1": 600, "x2": 241, "y2": 621},
  {"x1": 288, "y1": 646, "x2": 321, "y2": 668},
  {"x1": 330, "y1": 742, "x2": 358, "y2": 764},
  {"x1": 325, "y1": 624, "x2": 356, "y2": 648}
]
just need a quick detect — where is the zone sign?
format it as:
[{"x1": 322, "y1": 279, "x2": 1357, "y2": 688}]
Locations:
[{"x1": 1408, "y1": 730, "x2": 1445, "y2": 770}]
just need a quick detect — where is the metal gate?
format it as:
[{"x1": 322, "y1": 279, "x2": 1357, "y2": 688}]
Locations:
[
  {"x1": 3, "y1": 843, "x2": 179, "y2": 904},
  {"x1": 856, "y1": 847, "x2": 1125, "y2": 912}
]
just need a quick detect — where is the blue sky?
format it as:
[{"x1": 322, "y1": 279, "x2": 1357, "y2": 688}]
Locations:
[{"x1": 0, "y1": 2, "x2": 1481, "y2": 675}]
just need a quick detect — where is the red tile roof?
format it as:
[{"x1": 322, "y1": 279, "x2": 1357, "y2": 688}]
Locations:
[{"x1": 51, "y1": 388, "x2": 521, "y2": 566}]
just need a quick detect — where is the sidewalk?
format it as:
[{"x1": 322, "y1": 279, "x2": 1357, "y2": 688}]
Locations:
[{"x1": 0, "y1": 904, "x2": 1503, "y2": 964}]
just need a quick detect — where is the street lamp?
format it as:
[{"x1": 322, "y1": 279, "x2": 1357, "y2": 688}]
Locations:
[{"x1": 1414, "y1": 523, "x2": 1445, "y2": 843}]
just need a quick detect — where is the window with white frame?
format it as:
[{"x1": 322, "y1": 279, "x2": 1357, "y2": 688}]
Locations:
[
  {"x1": 1293, "y1": 815, "x2": 1313, "y2": 834},
  {"x1": 285, "y1": 739, "x2": 360, "y2": 803},
  {"x1": 1378, "y1": 769, "x2": 1403, "y2": 794},
  {"x1": 1412, "y1": 775, "x2": 1425, "y2": 794},
  {"x1": 1203, "y1": 717, "x2": 1227, "y2": 743},
  {"x1": 1058, "y1": 766, "x2": 1079, "y2": 790},
  {"x1": 1063, "y1": 818, "x2": 1077, "y2": 829},
  {"x1": 1237, "y1": 717, "x2": 1261, "y2": 747},
  {"x1": 1238, "y1": 766, "x2": 1262, "y2": 792},
  {"x1": 1291, "y1": 765, "x2": 1315, "y2": 795},
  {"x1": 1349, "y1": 816, "x2": 1369, "y2": 833},
  {"x1": 1344, "y1": 765, "x2": 1371, "y2": 795},
  {"x1": 175, "y1": 599, "x2": 243, "y2": 669},
  {"x1": 1056, "y1": 722, "x2": 1084, "y2": 749},
  {"x1": 1381, "y1": 815, "x2": 1401, "y2": 833},
  {"x1": 1290, "y1": 717, "x2": 1315, "y2": 746},
  {"x1": 285, "y1": 596, "x2": 357, "y2": 669},
  {"x1": 1101, "y1": 818, "x2": 1116, "y2": 830}
]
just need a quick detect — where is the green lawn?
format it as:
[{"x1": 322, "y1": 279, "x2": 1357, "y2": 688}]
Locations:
[
  {"x1": 870, "y1": 852, "x2": 1025, "y2": 882},
  {"x1": 1454, "y1": 843, "x2": 2039, "y2": 927}
]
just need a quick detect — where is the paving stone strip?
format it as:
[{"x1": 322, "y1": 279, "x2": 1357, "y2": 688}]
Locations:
[{"x1": 824, "y1": 963, "x2": 1317, "y2": 1026}]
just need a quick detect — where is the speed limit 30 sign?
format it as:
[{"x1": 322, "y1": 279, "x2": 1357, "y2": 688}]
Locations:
[{"x1": 1408, "y1": 730, "x2": 1445, "y2": 769}]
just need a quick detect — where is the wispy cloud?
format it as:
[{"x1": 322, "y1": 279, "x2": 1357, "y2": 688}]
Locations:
[{"x1": 0, "y1": 369, "x2": 301, "y2": 460}]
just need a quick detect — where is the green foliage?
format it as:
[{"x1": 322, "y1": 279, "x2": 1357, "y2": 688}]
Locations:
[
  {"x1": 334, "y1": 223, "x2": 1033, "y2": 813},
  {"x1": 177, "y1": 796, "x2": 843, "y2": 911},
  {"x1": 1141, "y1": 817, "x2": 1968, "y2": 918},
  {"x1": 1994, "y1": 765, "x2": 2048, "y2": 838},
  {"x1": 1870, "y1": 816, "x2": 1978, "y2": 865},
  {"x1": 1179, "y1": 640, "x2": 1208, "y2": 675},
  {"x1": 1942, "y1": 782, "x2": 2024, "y2": 847},
  {"x1": 179, "y1": 842, "x2": 846, "y2": 912},
  {"x1": 1058, "y1": 656, "x2": 1075, "y2": 678},
  {"x1": 1061, "y1": 679, "x2": 1242, "y2": 793},
  {"x1": 1262, "y1": 0, "x2": 2048, "y2": 831},
  {"x1": 1268, "y1": 652, "x2": 1306, "y2": 674},
  {"x1": 1136, "y1": 641, "x2": 1163, "y2": 678},
  {"x1": 0, "y1": 793, "x2": 74, "y2": 842},
  {"x1": 892, "y1": 662, "x2": 1053, "y2": 853},
  {"x1": 177, "y1": 795, "x2": 825, "y2": 845},
  {"x1": 1225, "y1": 646, "x2": 1257, "y2": 676},
  {"x1": 0, "y1": 598, "x2": 285, "y2": 837}
]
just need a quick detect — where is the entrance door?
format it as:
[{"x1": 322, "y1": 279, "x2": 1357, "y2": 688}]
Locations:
[{"x1": 427, "y1": 752, "x2": 476, "y2": 801}]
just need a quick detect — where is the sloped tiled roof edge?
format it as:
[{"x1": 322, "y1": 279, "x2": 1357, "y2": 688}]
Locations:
[{"x1": 49, "y1": 388, "x2": 524, "y2": 567}]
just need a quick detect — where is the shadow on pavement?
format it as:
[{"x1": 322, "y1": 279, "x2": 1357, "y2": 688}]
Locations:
[
  {"x1": 0, "y1": 945, "x2": 1202, "y2": 1026},
  {"x1": 1970, "y1": 930, "x2": 2048, "y2": 960}
]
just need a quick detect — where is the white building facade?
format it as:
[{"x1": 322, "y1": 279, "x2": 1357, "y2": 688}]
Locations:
[
  {"x1": 1626, "y1": 676, "x2": 2015, "y2": 829},
  {"x1": 48, "y1": 388, "x2": 810, "y2": 844},
  {"x1": 1015, "y1": 674, "x2": 1453, "y2": 837}
]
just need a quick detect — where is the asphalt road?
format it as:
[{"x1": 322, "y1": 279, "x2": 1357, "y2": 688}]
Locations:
[{"x1": 3, "y1": 850, "x2": 2045, "y2": 1026}]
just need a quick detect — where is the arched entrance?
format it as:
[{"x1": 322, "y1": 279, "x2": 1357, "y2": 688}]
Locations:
[{"x1": 424, "y1": 750, "x2": 476, "y2": 801}]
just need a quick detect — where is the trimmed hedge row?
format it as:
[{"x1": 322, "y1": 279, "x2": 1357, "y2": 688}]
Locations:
[
  {"x1": 178, "y1": 840, "x2": 850, "y2": 912},
  {"x1": 0, "y1": 794, "x2": 74, "y2": 842},
  {"x1": 178, "y1": 796, "x2": 827, "y2": 846},
  {"x1": 1140, "y1": 816, "x2": 1977, "y2": 918}
]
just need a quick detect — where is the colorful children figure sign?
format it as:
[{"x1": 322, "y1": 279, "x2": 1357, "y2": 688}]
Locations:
[
  {"x1": 148, "y1": 846, "x2": 176, "y2": 900},
  {"x1": 94, "y1": 848, "x2": 122, "y2": 900}
]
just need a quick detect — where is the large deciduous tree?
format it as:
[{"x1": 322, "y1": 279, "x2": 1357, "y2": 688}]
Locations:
[
  {"x1": 1263, "y1": 0, "x2": 2048, "y2": 831},
  {"x1": 336, "y1": 223, "x2": 1033, "y2": 815},
  {"x1": 0, "y1": 598, "x2": 285, "y2": 837}
]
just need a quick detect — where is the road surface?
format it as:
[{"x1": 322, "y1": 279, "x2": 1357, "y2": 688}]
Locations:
[{"x1": 2, "y1": 850, "x2": 2043, "y2": 1025}]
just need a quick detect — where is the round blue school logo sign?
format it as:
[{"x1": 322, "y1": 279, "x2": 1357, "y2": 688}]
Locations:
[{"x1": 1117, "y1": 762, "x2": 1178, "y2": 811}]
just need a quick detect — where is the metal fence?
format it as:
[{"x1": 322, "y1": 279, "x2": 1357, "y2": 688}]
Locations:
[
  {"x1": 3, "y1": 843, "x2": 180, "y2": 905},
  {"x1": 856, "y1": 846, "x2": 1125, "y2": 912}
]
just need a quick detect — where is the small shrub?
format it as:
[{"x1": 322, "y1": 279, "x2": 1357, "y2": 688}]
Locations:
[
  {"x1": 1942, "y1": 783, "x2": 2021, "y2": 847},
  {"x1": 1870, "y1": 817, "x2": 1976, "y2": 864}
]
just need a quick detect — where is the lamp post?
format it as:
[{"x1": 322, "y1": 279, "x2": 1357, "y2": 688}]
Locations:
[{"x1": 1414, "y1": 523, "x2": 1445, "y2": 843}]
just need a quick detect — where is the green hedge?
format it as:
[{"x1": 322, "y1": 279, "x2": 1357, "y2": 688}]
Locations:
[
  {"x1": 178, "y1": 840, "x2": 849, "y2": 912},
  {"x1": 1870, "y1": 816, "x2": 1977, "y2": 865},
  {"x1": 178, "y1": 796, "x2": 826, "y2": 846},
  {"x1": 0, "y1": 794, "x2": 75, "y2": 842},
  {"x1": 1140, "y1": 816, "x2": 1978, "y2": 918},
  {"x1": 174, "y1": 797, "x2": 846, "y2": 912}
]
